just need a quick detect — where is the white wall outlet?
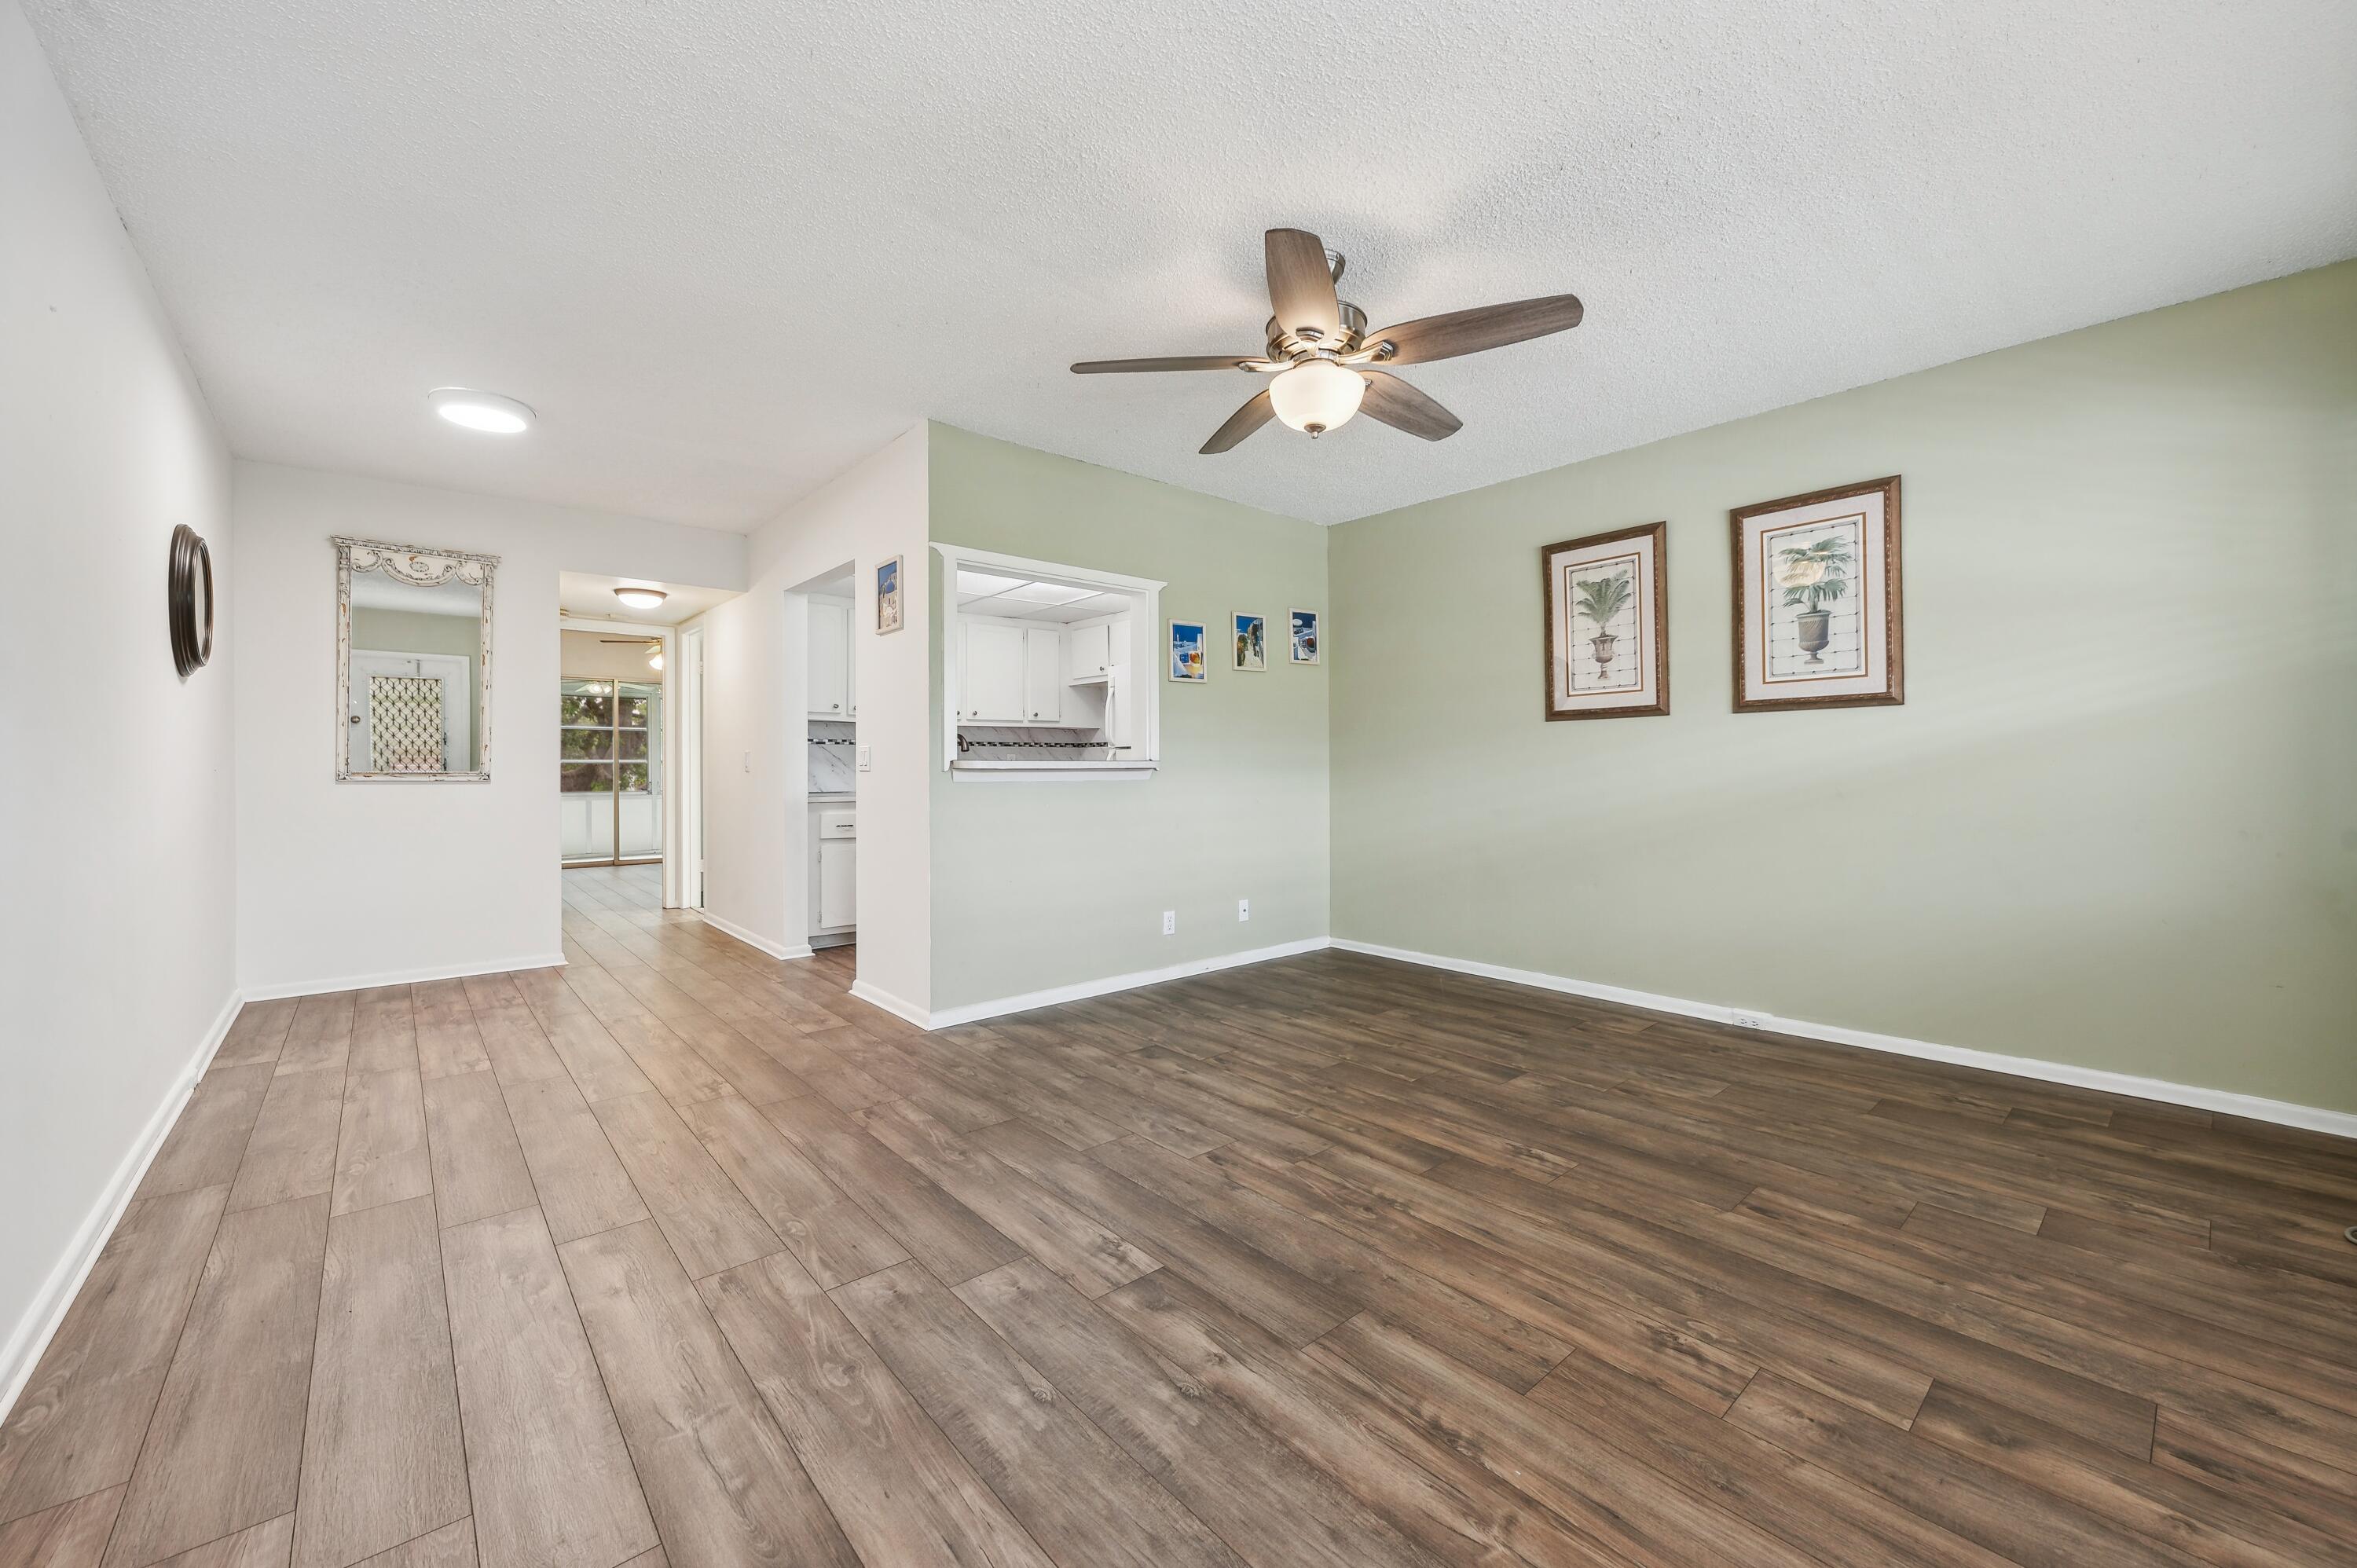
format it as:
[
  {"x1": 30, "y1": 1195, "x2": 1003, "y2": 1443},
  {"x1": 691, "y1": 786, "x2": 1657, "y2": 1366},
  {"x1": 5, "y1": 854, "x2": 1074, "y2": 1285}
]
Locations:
[
  {"x1": 856, "y1": 746, "x2": 872, "y2": 772},
  {"x1": 1729, "y1": 1009, "x2": 1770, "y2": 1030},
  {"x1": 1237, "y1": 898, "x2": 1250, "y2": 922},
  {"x1": 742, "y1": 750, "x2": 752, "y2": 774},
  {"x1": 1161, "y1": 910, "x2": 1176, "y2": 936}
]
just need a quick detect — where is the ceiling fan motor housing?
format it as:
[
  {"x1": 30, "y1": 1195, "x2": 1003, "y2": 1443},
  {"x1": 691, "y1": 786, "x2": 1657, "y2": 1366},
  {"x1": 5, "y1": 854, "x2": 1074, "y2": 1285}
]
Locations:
[{"x1": 1267, "y1": 300, "x2": 1367, "y2": 359}]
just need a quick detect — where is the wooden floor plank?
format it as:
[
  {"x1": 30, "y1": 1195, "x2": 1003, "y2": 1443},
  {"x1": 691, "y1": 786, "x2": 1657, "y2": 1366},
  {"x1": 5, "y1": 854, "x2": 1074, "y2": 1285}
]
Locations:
[
  {"x1": 1725, "y1": 1372, "x2": 2196, "y2": 1568},
  {"x1": 957, "y1": 1258, "x2": 1434, "y2": 1568},
  {"x1": 0, "y1": 1486, "x2": 123, "y2": 1567},
  {"x1": 137, "y1": 1068, "x2": 274, "y2": 1202},
  {"x1": 829, "y1": 1262, "x2": 1246, "y2": 1568},
  {"x1": 857, "y1": 1100, "x2": 1160, "y2": 1298},
  {"x1": 676, "y1": 1097, "x2": 908, "y2": 1289},
  {"x1": 346, "y1": 1519, "x2": 473, "y2": 1567},
  {"x1": 0, "y1": 1187, "x2": 227, "y2": 1526},
  {"x1": 103, "y1": 1196, "x2": 328, "y2": 1568},
  {"x1": 293, "y1": 1196, "x2": 468, "y2": 1568},
  {"x1": 559, "y1": 1220, "x2": 860, "y2": 1568},
  {"x1": 331, "y1": 1068, "x2": 432, "y2": 1217},
  {"x1": 759, "y1": 1097, "x2": 1021, "y2": 1286},
  {"x1": 588, "y1": 1092, "x2": 781, "y2": 1277},
  {"x1": 437, "y1": 1207, "x2": 656, "y2": 1568},
  {"x1": 146, "y1": 1513, "x2": 291, "y2": 1566},
  {"x1": 227, "y1": 1070, "x2": 346, "y2": 1215},
  {"x1": 497, "y1": 1075, "x2": 647, "y2": 1245},
  {"x1": 420, "y1": 1072, "x2": 536, "y2": 1230},
  {"x1": 701, "y1": 1251, "x2": 1053, "y2": 1568}
]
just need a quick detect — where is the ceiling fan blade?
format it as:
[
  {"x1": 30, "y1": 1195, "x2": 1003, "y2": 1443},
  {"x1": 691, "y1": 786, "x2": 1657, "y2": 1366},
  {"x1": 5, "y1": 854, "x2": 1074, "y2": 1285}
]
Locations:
[
  {"x1": 1366, "y1": 294, "x2": 1583, "y2": 365},
  {"x1": 1200, "y1": 390, "x2": 1276, "y2": 454},
  {"x1": 1072, "y1": 354, "x2": 1255, "y2": 374},
  {"x1": 1358, "y1": 371, "x2": 1463, "y2": 441},
  {"x1": 1265, "y1": 229, "x2": 1340, "y2": 342}
]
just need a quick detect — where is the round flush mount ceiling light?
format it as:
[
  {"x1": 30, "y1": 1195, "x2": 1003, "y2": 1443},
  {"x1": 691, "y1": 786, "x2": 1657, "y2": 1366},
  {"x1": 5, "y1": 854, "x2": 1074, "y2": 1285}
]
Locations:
[
  {"x1": 427, "y1": 387, "x2": 535, "y2": 434},
  {"x1": 613, "y1": 586, "x2": 668, "y2": 610},
  {"x1": 1266, "y1": 358, "x2": 1364, "y2": 438}
]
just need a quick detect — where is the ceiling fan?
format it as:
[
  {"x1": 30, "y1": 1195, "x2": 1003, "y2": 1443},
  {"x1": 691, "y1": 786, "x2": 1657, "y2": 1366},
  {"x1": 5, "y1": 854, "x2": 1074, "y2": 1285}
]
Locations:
[
  {"x1": 600, "y1": 636, "x2": 663, "y2": 672},
  {"x1": 1072, "y1": 228, "x2": 1582, "y2": 454}
]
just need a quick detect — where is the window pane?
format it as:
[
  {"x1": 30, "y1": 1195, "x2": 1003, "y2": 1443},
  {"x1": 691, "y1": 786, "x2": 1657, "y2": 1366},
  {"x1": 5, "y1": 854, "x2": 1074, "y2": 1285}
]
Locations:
[
  {"x1": 560, "y1": 762, "x2": 614, "y2": 793},
  {"x1": 617, "y1": 729, "x2": 649, "y2": 760},
  {"x1": 561, "y1": 727, "x2": 614, "y2": 759},
  {"x1": 618, "y1": 762, "x2": 650, "y2": 792},
  {"x1": 619, "y1": 697, "x2": 649, "y2": 727},
  {"x1": 562, "y1": 690, "x2": 613, "y2": 726}
]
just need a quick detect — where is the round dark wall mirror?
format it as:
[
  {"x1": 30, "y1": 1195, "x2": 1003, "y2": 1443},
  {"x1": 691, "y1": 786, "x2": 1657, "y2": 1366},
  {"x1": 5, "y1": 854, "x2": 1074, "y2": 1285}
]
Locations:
[{"x1": 169, "y1": 523, "x2": 214, "y2": 677}]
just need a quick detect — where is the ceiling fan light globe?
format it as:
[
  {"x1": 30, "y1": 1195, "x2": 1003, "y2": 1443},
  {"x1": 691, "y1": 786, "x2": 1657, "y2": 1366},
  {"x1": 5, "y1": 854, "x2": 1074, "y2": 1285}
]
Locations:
[{"x1": 1267, "y1": 359, "x2": 1364, "y2": 435}]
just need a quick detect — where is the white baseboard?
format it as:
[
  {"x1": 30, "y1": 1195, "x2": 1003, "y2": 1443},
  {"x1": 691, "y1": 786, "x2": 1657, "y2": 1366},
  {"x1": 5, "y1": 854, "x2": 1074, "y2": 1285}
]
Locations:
[
  {"x1": 920, "y1": 937, "x2": 1333, "y2": 1031},
  {"x1": 1331, "y1": 938, "x2": 2357, "y2": 1141},
  {"x1": 241, "y1": 952, "x2": 568, "y2": 1001},
  {"x1": 1, "y1": 987, "x2": 242, "y2": 1424},
  {"x1": 691, "y1": 907, "x2": 812, "y2": 962},
  {"x1": 848, "y1": 978, "x2": 931, "y2": 1029}
]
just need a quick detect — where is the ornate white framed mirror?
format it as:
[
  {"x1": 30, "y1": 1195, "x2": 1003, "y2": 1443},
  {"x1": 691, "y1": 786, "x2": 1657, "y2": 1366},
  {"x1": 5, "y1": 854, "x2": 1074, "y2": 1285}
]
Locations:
[{"x1": 335, "y1": 536, "x2": 497, "y2": 781}]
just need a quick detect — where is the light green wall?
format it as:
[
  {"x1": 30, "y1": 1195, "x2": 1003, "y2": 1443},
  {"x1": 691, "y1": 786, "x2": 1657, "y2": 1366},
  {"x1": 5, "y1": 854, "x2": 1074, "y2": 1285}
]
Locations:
[
  {"x1": 1332, "y1": 262, "x2": 2357, "y2": 1113},
  {"x1": 352, "y1": 606, "x2": 482, "y2": 768},
  {"x1": 926, "y1": 423, "x2": 1330, "y2": 1012}
]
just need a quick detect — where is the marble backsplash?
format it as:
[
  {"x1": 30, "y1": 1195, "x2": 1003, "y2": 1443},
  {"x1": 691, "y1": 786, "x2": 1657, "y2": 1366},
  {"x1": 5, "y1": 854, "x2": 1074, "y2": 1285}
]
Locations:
[{"x1": 808, "y1": 720, "x2": 856, "y2": 793}]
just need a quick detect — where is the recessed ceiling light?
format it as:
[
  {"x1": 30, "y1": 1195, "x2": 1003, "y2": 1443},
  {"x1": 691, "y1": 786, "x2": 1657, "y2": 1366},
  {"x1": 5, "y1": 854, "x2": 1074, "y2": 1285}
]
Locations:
[
  {"x1": 613, "y1": 586, "x2": 668, "y2": 610},
  {"x1": 428, "y1": 387, "x2": 534, "y2": 434}
]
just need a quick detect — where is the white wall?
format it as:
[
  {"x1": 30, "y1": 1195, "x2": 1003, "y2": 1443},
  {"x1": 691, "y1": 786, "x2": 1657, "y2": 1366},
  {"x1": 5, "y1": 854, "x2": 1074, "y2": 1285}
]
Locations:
[
  {"x1": 696, "y1": 426, "x2": 932, "y2": 1012},
  {"x1": 233, "y1": 461, "x2": 742, "y2": 993},
  {"x1": 1, "y1": 0, "x2": 236, "y2": 1410}
]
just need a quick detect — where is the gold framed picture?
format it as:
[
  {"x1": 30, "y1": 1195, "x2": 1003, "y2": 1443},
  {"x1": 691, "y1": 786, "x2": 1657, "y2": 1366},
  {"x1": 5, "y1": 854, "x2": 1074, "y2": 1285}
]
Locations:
[
  {"x1": 1729, "y1": 476, "x2": 1902, "y2": 712},
  {"x1": 1540, "y1": 522, "x2": 1668, "y2": 720}
]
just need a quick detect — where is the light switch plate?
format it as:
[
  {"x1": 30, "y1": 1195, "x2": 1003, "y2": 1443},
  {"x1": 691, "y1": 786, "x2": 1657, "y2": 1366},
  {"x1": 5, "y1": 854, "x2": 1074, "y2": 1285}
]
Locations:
[{"x1": 857, "y1": 746, "x2": 872, "y2": 772}]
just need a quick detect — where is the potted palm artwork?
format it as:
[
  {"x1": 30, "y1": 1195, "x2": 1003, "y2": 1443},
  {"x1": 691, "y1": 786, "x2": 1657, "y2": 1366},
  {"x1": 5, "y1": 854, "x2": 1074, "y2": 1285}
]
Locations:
[
  {"x1": 1776, "y1": 535, "x2": 1852, "y2": 664},
  {"x1": 1573, "y1": 570, "x2": 1632, "y2": 674}
]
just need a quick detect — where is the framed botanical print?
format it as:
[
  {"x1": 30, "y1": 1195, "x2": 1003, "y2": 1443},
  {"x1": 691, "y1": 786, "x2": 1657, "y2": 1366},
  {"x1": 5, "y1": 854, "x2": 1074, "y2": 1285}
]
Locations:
[
  {"x1": 1540, "y1": 522, "x2": 1668, "y2": 720},
  {"x1": 1730, "y1": 476, "x2": 1901, "y2": 712},
  {"x1": 1232, "y1": 612, "x2": 1266, "y2": 670}
]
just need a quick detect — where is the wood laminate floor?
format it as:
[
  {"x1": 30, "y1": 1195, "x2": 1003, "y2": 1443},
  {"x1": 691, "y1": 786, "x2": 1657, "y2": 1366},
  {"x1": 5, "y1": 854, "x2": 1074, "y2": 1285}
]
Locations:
[{"x1": 5, "y1": 888, "x2": 2355, "y2": 1567}]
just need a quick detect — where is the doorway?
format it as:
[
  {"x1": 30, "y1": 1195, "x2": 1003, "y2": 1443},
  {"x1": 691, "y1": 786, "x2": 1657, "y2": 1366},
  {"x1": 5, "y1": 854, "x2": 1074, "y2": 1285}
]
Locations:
[{"x1": 559, "y1": 673, "x2": 665, "y2": 866}]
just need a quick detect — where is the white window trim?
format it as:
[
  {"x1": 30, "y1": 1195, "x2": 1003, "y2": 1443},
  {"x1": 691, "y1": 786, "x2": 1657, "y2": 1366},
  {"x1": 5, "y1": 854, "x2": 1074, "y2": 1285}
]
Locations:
[{"x1": 933, "y1": 543, "x2": 1164, "y2": 782}]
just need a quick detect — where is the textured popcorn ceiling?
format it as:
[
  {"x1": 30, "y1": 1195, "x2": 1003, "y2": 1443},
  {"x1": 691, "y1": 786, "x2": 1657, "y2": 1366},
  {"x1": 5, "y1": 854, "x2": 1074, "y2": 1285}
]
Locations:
[{"x1": 23, "y1": 0, "x2": 2357, "y2": 528}]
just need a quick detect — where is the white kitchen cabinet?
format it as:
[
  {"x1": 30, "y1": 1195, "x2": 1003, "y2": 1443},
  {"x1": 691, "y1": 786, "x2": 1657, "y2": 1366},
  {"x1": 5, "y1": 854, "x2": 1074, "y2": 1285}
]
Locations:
[
  {"x1": 812, "y1": 805, "x2": 856, "y2": 939},
  {"x1": 808, "y1": 597, "x2": 852, "y2": 719},
  {"x1": 1021, "y1": 627, "x2": 1063, "y2": 724},
  {"x1": 962, "y1": 622, "x2": 1026, "y2": 722},
  {"x1": 816, "y1": 837, "x2": 856, "y2": 930},
  {"x1": 1065, "y1": 622, "x2": 1112, "y2": 684}
]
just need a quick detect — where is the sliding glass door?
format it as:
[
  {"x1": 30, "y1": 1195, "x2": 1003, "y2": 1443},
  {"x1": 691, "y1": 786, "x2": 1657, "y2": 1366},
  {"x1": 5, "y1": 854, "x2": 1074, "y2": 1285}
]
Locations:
[{"x1": 560, "y1": 677, "x2": 664, "y2": 865}]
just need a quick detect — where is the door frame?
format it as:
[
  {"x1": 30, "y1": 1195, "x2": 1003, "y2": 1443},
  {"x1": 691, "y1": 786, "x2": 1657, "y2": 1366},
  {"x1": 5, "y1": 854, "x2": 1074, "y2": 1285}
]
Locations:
[
  {"x1": 676, "y1": 622, "x2": 706, "y2": 910},
  {"x1": 559, "y1": 614, "x2": 681, "y2": 905}
]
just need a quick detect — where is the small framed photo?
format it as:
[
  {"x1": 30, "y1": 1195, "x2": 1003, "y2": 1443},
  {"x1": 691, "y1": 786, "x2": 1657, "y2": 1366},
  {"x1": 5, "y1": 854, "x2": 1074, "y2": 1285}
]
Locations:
[
  {"x1": 1541, "y1": 522, "x2": 1668, "y2": 720},
  {"x1": 874, "y1": 555, "x2": 904, "y2": 634},
  {"x1": 1730, "y1": 476, "x2": 1901, "y2": 712},
  {"x1": 1288, "y1": 608, "x2": 1320, "y2": 665},
  {"x1": 1233, "y1": 613, "x2": 1267, "y2": 671},
  {"x1": 1168, "y1": 620, "x2": 1207, "y2": 682}
]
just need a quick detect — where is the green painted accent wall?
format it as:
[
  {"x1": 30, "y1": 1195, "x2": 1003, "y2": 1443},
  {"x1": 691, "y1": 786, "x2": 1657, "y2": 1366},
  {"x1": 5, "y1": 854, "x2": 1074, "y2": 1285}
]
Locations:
[
  {"x1": 926, "y1": 423, "x2": 1330, "y2": 1013},
  {"x1": 1331, "y1": 262, "x2": 2357, "y2": 1113}
]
